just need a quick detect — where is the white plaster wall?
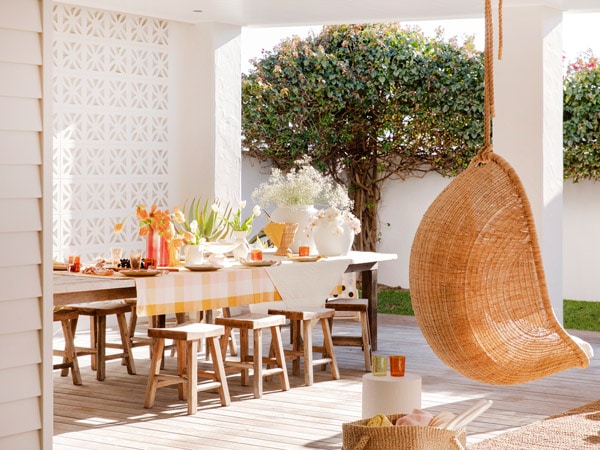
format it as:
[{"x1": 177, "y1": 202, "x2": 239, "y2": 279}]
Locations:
[
  {"x1": 376, "y1": 174, "x2": 452, "y2": 289},
  {"x1": 563, "y1": 180, "x2": 600, "y2": 301}
]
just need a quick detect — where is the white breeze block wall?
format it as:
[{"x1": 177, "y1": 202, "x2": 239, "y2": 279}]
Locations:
[{"x1": 52, "y1": 4, "x2": 170, "y2": 262}]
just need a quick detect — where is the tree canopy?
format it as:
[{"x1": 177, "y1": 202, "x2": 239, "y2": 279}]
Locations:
[{"x1": 242, "y1": 23, "x2": 484, "y2": 251}]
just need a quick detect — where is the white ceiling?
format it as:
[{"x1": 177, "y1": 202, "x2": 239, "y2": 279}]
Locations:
[{"x1": 61, "y1": 0, "x2": 600, "y2": 26}]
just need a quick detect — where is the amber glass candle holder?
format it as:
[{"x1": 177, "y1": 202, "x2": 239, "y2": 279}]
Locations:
[{"x1": 390, "y1": 355, "x2": 406, "y2": 377}]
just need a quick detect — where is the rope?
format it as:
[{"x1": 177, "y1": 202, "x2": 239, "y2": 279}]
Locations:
[{"x1": 477, "y1": 0, "x2": 503, "y2": 162}]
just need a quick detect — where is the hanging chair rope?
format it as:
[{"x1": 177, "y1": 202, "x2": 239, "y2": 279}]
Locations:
[
  {"x1": 476, "y1": 0, "x2": 502, "y2": 162},
  {"x1": 408, "y1": 0, "x2": 592, "y2": 385}
]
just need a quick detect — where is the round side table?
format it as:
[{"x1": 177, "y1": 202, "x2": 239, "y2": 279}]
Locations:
[{"x1": 361, "y1": 372, "x2": 422, "y2": 418}]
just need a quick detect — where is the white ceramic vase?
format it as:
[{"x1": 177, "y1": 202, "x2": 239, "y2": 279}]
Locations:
[
  {"x1": 184, "y1": 245, "x2": 205, "y2": 265},
  {"x1": 232, "y1": 230, "x2": 249, "y2": 261},
  {"x1": 270, "y1": 205, "x2": 317, "y2": 253},
  {"x1": 312, "y1": 220, "x2": 355, "y2": 256}
]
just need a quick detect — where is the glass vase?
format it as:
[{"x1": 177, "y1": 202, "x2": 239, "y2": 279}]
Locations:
[{"x1": 145, "y1": 228, "x2": 169, "y2": 267}]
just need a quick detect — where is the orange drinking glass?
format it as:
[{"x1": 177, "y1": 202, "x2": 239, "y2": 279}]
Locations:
[
  {"x1": 298, "y1": 245, "x2": 310, "y2": 257},
  {"x1": 68, "y1": 255, "x2": 81, "y2": 273},
  {"x1": 390, "y1": 355, "x2": 406, "y2": 377},
  {"x1": 250, "y1": 249, "x2": 263, "y2": 261}
]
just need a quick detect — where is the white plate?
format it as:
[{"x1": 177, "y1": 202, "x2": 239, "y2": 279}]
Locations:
[
  {"x1": 185, "y1": 264, "x2": 224, "y2": 272},
  {"x1": 287, "y1": 255, "x2": 321, "y2": 262},
  {"x1": 120, "y1": 269, "x2": 161, "y2": 277},
  {"x1": 240, "y1": 259, "x2": 278, "y2": 267}
]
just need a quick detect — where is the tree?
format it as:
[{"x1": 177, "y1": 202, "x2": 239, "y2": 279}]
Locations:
[
  {"x1": 564, "y1": 51, "x2": 600, "y2": 182},
  {"x1": 242, "y1": 23, "x2": 484, "y2": 251}
]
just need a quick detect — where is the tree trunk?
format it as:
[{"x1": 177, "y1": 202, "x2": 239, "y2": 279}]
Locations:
[{"x1": 348, "y1": 157, "x2": 381, "y2": 253}]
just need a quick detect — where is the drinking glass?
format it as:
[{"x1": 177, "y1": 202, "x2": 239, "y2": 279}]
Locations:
[
  {"x1": 390, "y1": 355, "x2": 406, "y2": 377},
  {"x1": 130, "y1": 251, "x2": 142, "y2": 270},
  {"x1": 110, "y1": 247, "x2": 123, "y2": 266},
  {"x1": 372, "y1": 355, "x2": 388, "y2": 376}
]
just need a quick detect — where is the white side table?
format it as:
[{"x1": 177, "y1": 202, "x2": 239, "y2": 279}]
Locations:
[{"x1": 361, "y1": 372, "x2": 422, "y2": 418}]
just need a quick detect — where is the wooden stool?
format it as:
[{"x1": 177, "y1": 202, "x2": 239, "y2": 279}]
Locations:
[
  {"x1": 68, "y1": 300, "x2": 136, "y2": 381},
  {"x1": 215, "y1": 313, "x2": 289, "y2": 398},
  {"x1": 53, "y1": 307, "x2": 82, "y2": 385},
  {"x1": 144, "y1": 323, "x2": 230, "y2": 415},
  {"x1": 267, "y1": 306, "x2": 340, "y2": 386},
  {"x1": 325, "y1": 298, "x2": 372, "y2": 371}
]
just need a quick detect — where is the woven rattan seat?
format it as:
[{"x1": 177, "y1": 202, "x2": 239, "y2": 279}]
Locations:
[
  {"x1": 409, "y1": 0, "x2": 592, "y2": 386},
  {"x1": 409, "y1": 152, "x2": 592, "y2": 385}
]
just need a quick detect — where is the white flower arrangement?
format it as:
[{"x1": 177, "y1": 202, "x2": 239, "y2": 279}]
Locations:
[
  {"x1": 252, "y1": 157, "x2": 352, "y2": 209},
  {"x1": 308, "y1": 206, "x2": 362, "y2": 235}
]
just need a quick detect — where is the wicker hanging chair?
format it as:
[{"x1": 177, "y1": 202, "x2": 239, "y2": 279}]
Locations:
[{"x1": 408, "y1": 0, "x2": 592, "y2": 385}]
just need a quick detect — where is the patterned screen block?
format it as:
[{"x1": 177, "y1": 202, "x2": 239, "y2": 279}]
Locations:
[{"x1": 52, "y1": 4, "x2": 170, "y2": 263}]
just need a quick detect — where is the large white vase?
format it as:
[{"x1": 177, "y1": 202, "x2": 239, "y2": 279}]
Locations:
[
  {"x1": 270, "y1": 205, "x2": 317, "y2": 253},
  {"x1": 312, "y1": 220, "x2": 355, "y2": 256}
]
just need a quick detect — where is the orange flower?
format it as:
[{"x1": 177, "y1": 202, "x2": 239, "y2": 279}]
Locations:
[{"x1": 115, "y1": 203, "x2": 174, "y2": 242}]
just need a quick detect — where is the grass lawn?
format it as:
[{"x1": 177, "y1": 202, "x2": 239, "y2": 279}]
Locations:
[{"x1": 377, "y1": 288, "x2": 600, "y2": 332}]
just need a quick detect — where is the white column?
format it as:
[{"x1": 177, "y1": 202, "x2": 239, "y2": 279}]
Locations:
[
  {"x1": 494, "y1": 6, "x2": 564, "y2": 321},
  {"x1": 169, "y1": 22, "x2": 242, "y2": 207}
]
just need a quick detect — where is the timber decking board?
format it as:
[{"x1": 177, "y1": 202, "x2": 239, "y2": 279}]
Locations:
[{"x1": 53, "y1": 314, "x2": 600, "y2": 449}]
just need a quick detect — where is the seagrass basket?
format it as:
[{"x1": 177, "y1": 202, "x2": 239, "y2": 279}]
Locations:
[{"x1": 342, "y1": 414, "x2": 466, "y2": 450}]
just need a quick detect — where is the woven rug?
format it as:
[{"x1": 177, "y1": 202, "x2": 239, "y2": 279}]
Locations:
[{"x1": 469, "y1": 400, "x2": 600, "y2": 449}]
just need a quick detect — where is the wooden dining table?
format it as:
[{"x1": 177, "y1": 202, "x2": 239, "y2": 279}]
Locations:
[{"x1": 53, "y1": 251, "x2": 396, "y2": 350}]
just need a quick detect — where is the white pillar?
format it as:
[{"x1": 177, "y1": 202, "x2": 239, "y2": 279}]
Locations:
[
  {"x1": 169, "y1": 22, "x2": 242, "y2": 207},
  {"x1": 494, "y1": 6, "x2": 564, "y2": 321}
]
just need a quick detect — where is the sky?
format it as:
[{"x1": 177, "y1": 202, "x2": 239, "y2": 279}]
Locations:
[{"x1": 241, "y1": 14, "x2": 600, "y2": 73}]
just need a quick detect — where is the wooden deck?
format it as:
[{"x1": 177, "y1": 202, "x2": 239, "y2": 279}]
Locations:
[{"x1": 53, "y1": 313, "x2": 600, "y2": 449}]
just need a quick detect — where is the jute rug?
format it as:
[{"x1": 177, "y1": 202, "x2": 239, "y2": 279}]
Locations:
[{"x1": 469, "y1": 399, "x2": 600, "y2": 449}]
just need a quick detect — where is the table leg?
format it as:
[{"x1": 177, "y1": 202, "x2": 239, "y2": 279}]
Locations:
[{"x1": 362, "y1": 268, "x2": 378, "y2": 351}]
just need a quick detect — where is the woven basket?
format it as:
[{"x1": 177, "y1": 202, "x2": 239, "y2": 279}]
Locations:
[
  {"x1": 409, "y1": 152, "x2": 590, "y2": 385},
  {"x1": 264, "y1": 221, "x2": 298, "y2": 256},
  {"x1": 342, "y1": 414, "x2": 466, "y2": 450}
]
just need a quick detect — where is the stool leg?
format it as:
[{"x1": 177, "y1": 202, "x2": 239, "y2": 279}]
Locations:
[
  {"x1": 252, "y1": 328, "x2": 263, "y2": 398},
  {"x1": 224, "y1": 308, "x2": 238, "y2": 356},
  {"x1": 271, "y1": 325, "x2": 290, "y2": 392},
  {"x1": 207, "y1": 336, "x2": 231, "y2": 407},
  {"x1": 360, "y1": 311, "x2": 372, "y2": 371},
  {"x1": 61, "y1": 318, "x2": 82, "y2": 386},
  {"x1": 240, "y1": 329, "x2": 249, "y2": 386},
  {"x1": 60, "y1": 316, "x2": 75, "y2": 377},
  {"x1": 302, "y1": 319, "x2": 314, "y2": 386},
  {"x1": 116, "y1": 312, "x2": 136, "y2": 375},
  {"x1": 186, "y1": 339, "x2": 199, "y2": 415},
  {"x1": 292, "y1": 320, "x2": 302, "y2": 376},
  {"x1": 320, "y1": 317, "x2": 340, "y2": 380},
  {"x1": 177, "y1": 339, "x2": 187, "y2": 401},
  {"x1": 144, "y1": 338, "x2": 165, "y2": 409},
  {"x1": 96, "y1": 316, "x2": 106, "y2": 381},
  {"x1": 90, "y1": 316, "x2": 98, "y2": 371}
]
